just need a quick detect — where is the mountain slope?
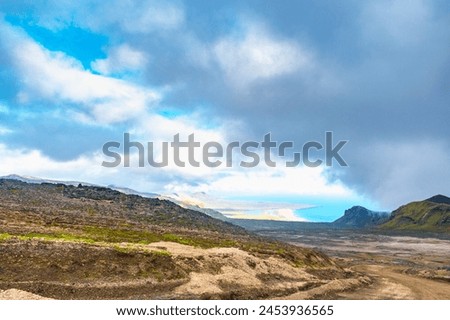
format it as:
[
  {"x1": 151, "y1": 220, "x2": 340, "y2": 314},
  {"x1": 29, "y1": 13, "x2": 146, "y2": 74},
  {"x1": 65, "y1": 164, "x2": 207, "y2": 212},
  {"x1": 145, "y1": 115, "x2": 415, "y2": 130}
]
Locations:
[
  {"x1": 332, "y1": 206, "x2": 390, "y2": 228},
  {"x1": 1, "y1": 175, "x2": 231, "y2": 222},
  {"x1": 0, "y1": 178, "x2": 243, "y2": 236},
  {"x1": 0, "y1": 178, "x2": 341, "y2": 299},
  {"x1": 380, "y1": 195, "x2": 450, "y2": 232}
]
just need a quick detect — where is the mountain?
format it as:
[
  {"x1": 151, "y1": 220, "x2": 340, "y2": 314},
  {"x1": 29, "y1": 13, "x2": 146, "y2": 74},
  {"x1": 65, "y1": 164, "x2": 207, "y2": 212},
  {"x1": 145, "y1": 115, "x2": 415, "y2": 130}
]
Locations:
[
  {"x1": 1, "y1": 175, "x2": 230, "y2": 222},
  {"x1": 380, "y1": 195, "x2": 450, "y2": 232},
  {"x1": 0, "y1": 178, "x2": 241, "y2": 235},
  {"x1": 426, "y1": 194, "x2": 450, "y2": 205},
  {"x1": 332, "y1": 206, "x2": 390, "y2": 228}
]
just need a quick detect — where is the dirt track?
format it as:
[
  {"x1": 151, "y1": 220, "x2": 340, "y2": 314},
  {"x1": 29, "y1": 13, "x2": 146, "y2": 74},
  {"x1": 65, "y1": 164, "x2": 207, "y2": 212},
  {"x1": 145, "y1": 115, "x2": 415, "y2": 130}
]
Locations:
[{"x1": 338, "y1": 264, "x2": 450, "y2": 299}]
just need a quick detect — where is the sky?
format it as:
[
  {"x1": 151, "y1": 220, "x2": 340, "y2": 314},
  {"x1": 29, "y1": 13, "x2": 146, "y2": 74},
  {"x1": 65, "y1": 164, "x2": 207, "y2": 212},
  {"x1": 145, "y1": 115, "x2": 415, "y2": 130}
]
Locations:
[{"x1": 0, "y1": 0, "x2": 449, "y2": 222}]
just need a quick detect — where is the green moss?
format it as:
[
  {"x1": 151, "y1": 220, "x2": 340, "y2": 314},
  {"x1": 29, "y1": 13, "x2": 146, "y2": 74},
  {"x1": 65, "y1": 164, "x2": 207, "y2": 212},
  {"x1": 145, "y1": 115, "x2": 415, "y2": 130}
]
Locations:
[
  {"x1": 0, "y1": 233, "x2": 12, "y2": 242},
  {"x1": 113, "y1": 245, "x2": 135, "y2": 254},
  {"x1": 113, "y1": 244, "x2": 171, "y2": 257},
  {"x1": 293, "y1": 260, "x2": 306, "y2": 268},
  {"x1": 152, "y1": 250, "x2": 171, "y2": 256},
  {"x1": 17, "y1": 232, "x2": 95, "y2": 244}
]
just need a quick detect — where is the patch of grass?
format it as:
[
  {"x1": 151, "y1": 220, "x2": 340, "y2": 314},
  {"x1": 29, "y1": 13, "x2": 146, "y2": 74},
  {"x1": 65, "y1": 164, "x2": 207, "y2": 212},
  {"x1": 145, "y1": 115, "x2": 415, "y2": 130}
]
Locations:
[
  {"x1": 112, "y1": 243, "x2": 171, "y2": 257},
  {"x1": 17, "y1": 232, "x2": 96, "y2": 244},
  {"x1": 112, "y1": 245, "x2": 136, "y2": 254},
  {"x1": 152, "y1": 249, "x2": 171, "y2": 256},
  {"x1": 0, "y1": 233, "x2": 12, "y2": 242},
  {"x1": 293, "y1": 260, "x2": 306, "y2": 268}
]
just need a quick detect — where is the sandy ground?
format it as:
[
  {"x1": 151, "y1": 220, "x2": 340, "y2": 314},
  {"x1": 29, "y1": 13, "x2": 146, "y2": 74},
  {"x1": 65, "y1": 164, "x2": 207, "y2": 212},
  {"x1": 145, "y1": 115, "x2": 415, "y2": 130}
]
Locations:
[
  {"x1": 146, "y1": 242, "x2": 320, "y2": 297},
  {"x1": 0, "y1": 289, "x2": 51, "y2": 300}
]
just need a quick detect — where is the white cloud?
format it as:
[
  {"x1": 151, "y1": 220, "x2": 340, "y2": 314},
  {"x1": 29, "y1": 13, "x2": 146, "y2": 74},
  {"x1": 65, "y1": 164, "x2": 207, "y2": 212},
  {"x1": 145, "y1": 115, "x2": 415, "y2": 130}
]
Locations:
[
  {"x1": 197, "y1": 166, "x2": 352, "y2": 198},
  {"x1": 0, "y1": 126, "x2": 13, "y2": 135},
  {"x1": 161, "y1": 157, "x2": 354, "y2": 200},
  {"x1": 91, "y1": 44, "x2": 148, "y2": 75},
  {"x1": 0, "y1": 144, "x2": 104, "y2": 182},
  {"x1": 212, "y1": 23, "x2": 312, "y2": 88},
  {"x1": 0, "y1": 143, "x2": 172, "y2": 193},
  {"x1": 1, "y1": 22, "x2": 159, "y2": 124},
  {"x1": 226, "y1": 208, "x2": 308, "y2": 222}
]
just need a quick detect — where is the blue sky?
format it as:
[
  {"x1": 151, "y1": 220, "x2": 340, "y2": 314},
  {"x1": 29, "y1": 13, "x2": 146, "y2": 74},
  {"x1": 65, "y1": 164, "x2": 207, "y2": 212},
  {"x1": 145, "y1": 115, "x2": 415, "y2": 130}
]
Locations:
[{"x1": 0, "y1": 0, "x2": 449, "y2": 221}]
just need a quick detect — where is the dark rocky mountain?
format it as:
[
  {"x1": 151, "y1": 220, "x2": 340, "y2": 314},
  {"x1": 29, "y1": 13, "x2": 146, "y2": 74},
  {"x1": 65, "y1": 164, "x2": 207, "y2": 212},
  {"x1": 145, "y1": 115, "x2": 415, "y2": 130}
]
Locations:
[
  {"x1": 332, "y1": 206, "x2": 390, "y2": 228},
  {"x1": 380, "y1": 195, "x2": 450, "y2": 232},
  {"x1": 426, "y1": 194, "x2": 450, "y2": 205}
]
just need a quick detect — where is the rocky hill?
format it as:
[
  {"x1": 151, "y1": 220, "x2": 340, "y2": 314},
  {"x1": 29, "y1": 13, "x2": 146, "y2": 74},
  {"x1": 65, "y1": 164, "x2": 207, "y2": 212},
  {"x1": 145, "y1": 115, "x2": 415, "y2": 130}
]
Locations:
[
  {"x1": 380, "y1": 195, "x2": 450, "y2": 232},
  {"x1": 426, "y1": 194, "x2": 450, "y2": 205},
  {"x1": 332, "y1": 206, "x2": 390, "y2": 228},
  {"x1": 0, "y1": 178, "x2": 347, "y2": 299}
]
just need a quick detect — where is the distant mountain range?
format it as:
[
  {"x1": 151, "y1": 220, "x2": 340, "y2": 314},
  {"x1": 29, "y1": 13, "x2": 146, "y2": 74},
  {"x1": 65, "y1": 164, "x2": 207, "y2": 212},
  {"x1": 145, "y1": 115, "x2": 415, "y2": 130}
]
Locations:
[{"x1": 331, "y1": 196, "x2": 450, "y2": 232}]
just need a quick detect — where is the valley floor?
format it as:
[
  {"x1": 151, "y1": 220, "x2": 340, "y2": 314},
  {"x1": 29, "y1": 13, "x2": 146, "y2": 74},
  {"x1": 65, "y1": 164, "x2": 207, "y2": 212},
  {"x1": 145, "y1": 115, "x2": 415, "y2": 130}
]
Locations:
[{"x1": 259, "y1": 229, "x2": 450, "y2": 299}]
